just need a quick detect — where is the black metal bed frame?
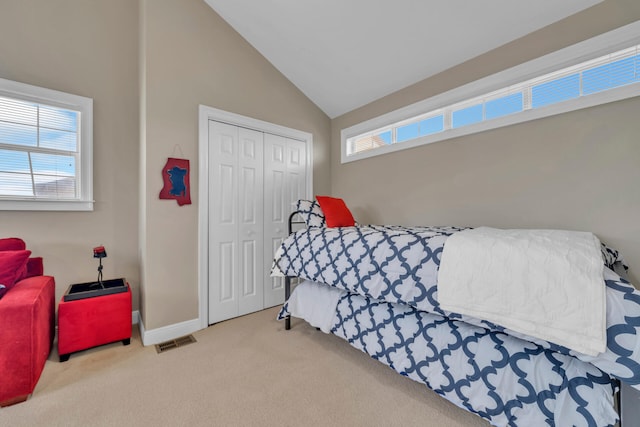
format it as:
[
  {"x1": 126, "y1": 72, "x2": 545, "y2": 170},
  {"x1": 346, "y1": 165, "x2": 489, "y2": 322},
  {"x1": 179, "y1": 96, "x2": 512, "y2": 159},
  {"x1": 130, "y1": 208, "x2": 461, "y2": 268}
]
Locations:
[{"x1": 284, "y1": 210, "x2": 304, "y2": 331}]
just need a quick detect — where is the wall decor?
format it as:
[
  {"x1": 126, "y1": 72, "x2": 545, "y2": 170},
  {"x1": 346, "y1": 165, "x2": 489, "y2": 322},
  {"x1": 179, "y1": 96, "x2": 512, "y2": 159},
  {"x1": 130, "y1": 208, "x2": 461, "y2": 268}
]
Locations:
[{"x1": 159, "y1": 157, "x2": 191, "y2": 206}]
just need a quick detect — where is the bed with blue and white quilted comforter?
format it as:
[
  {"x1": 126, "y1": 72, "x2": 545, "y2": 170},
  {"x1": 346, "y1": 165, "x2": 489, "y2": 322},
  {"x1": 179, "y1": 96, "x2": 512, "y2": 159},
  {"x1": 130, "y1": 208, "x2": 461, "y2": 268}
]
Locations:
[{"x1": 273, "y1": 224, "x2": 640, "y2": 426}]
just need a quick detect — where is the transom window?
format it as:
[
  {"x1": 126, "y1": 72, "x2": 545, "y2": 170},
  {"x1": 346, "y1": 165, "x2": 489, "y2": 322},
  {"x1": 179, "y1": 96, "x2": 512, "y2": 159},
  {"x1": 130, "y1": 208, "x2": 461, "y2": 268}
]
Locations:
[
  {"x1": 0, "y1": 78, "x2": 93, "y2": 211},
  {"x1": 342, "y1": 21, "x2": 640, "y2": 163}
]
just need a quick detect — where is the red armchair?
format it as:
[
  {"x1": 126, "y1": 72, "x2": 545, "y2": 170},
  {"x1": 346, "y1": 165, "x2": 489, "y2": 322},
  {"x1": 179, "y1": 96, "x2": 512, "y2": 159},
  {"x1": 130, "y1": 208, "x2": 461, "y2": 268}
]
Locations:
[{"x1": 0, "y1": 238, "x2": 55, "y2": 407}]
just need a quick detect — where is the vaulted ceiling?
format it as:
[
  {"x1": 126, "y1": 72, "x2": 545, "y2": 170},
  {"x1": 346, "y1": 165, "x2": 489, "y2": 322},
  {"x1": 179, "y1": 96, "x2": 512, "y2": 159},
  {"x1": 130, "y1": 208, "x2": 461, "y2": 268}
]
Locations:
[{"x1": 205, "y1": 0, "x2": 603, "y2": 118}]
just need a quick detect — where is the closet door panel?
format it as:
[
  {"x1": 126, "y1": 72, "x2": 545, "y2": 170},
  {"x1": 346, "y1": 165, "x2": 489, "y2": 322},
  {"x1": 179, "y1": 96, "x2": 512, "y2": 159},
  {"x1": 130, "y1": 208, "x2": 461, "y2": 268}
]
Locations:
[
  {"x1": 263, "y1": 135, "x2": 307, "y2": 308},
  {"x1": 263, "y1": 134, "x2": 288, "y2": 308},
  {"x1": 237, "y1": 127, "x2": 264, "y2": 316},
  {"x1": 287, "y1": 139, "x2": 307, "y2": 207},
  {"x1": 208, "y1": 121, "x2": 240, "y2": 324}
]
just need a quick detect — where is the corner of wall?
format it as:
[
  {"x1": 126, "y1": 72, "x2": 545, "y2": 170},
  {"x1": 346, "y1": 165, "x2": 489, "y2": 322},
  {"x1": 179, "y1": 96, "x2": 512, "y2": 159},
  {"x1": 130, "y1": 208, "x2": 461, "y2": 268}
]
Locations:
[{"x1": 138, "y1": 0, "x2": 148, "y2": 327}]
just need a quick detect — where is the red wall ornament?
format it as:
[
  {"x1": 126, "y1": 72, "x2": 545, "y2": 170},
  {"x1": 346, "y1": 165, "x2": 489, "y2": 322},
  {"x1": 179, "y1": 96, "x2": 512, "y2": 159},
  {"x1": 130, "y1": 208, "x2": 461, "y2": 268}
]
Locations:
[{"x1": 159, "y1": 157, "x2": 191, "y2": 206}]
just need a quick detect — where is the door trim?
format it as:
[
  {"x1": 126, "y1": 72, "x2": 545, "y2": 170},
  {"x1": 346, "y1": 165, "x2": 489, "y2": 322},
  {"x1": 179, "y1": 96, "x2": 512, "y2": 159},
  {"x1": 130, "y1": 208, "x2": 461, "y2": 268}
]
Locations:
[{"x1": 198, "y1": 105, "x2": 313, "y2": 328}]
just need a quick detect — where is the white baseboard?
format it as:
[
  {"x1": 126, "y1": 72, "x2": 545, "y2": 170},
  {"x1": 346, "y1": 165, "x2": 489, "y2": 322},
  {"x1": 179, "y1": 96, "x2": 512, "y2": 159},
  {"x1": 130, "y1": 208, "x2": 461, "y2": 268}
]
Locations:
[{"x1": 137, "y1": 316, "x2": 203, "y2": 346}]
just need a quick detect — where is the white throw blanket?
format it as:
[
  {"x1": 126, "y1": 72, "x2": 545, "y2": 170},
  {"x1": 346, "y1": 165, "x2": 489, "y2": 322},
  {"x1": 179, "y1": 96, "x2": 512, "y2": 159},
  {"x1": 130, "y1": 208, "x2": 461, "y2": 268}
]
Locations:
[{"x1": 437, "y1": 227, "x2": 606, "y2": 356}]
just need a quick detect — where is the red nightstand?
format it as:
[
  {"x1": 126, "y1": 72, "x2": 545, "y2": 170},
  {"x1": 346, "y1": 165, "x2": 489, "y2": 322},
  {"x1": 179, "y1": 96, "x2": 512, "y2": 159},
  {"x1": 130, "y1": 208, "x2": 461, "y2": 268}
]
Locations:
[{"x1": 58, "y1": 282, "x2": 132, "y2": 362}]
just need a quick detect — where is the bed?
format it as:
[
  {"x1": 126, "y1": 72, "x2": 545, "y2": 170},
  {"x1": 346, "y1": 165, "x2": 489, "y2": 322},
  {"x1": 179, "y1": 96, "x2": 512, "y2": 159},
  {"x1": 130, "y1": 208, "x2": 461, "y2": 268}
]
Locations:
[{"x1": 271, "y1": 199, "x2": 640, "y2": 427}]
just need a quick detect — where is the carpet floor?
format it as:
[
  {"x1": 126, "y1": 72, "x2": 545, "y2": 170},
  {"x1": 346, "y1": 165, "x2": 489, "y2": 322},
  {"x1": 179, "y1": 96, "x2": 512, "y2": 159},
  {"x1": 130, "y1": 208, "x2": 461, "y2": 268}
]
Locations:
[{"x1": 1, "y1": 307, "x2": 489, "y2": 426}]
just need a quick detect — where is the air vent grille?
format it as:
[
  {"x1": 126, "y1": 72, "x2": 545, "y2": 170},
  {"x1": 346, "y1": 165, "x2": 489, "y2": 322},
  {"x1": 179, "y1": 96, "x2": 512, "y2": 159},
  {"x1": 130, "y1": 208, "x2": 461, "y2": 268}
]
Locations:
[{"x1": 155, "y1": 335, "x2": 197, "y2": 354}]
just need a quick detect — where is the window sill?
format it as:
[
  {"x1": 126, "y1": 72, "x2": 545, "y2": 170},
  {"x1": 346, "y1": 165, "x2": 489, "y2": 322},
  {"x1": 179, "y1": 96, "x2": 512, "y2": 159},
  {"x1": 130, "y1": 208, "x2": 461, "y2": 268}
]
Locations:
[{"x1": 0, "y1": 199, "x2": 95, "y2": 211}]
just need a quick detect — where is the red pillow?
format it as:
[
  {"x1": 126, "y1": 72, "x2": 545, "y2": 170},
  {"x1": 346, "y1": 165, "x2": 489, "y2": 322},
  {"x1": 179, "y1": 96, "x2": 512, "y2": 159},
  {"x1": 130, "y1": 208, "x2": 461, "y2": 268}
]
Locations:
[
  {"x1": 316, "y1": 196, "x2": 355, "y2": 228},
  {"x1": 25, "y1": 257, "x2": 44, "y2": 278},
  {"x1": 0, "y1": 250, "x2": 32, "y2": 291},
  {"x1": 0, "y1": 238, "x2": 26, "y2": 252}
]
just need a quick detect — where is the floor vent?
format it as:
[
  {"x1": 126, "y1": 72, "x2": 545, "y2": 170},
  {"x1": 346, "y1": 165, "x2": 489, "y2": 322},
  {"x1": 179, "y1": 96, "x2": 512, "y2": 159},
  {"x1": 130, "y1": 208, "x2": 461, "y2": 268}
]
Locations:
[{"x1": 155, "y1": 335, "x2": 197, "y2": 354}]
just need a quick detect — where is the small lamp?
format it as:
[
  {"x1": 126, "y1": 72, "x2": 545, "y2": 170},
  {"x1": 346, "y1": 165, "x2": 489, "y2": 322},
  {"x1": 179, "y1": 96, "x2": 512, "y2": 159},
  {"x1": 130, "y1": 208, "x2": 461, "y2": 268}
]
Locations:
[{"x1": 93, "y1": 245, "x2": 107, "y2": 288}]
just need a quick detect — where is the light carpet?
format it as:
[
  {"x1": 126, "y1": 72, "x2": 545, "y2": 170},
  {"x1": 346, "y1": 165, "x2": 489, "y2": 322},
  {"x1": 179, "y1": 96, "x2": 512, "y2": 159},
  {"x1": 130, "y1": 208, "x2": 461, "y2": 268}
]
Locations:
[{"x1": 0, "y1": 307, "x2": 489, "y2": 426}]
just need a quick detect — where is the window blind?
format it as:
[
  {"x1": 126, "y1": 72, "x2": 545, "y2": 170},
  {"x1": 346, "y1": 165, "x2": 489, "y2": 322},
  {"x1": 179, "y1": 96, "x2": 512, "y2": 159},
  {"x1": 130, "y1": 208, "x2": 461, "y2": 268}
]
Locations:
[{"x1": 0, "y1": 96, "x2": 79, "y2": 200}]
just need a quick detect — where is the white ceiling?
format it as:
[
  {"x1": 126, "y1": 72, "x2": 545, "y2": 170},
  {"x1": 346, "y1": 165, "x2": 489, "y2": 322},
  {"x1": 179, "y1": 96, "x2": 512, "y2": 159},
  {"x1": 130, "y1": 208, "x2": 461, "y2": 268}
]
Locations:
[{"x1": 204, "y1": 0, "x2": 603, "y2": 118}]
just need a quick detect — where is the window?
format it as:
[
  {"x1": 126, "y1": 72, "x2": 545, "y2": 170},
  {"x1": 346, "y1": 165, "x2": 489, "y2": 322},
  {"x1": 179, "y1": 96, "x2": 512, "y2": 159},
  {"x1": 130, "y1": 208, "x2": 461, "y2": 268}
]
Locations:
[
  {"x1": 0, "y1": 78, "x2": 93, "y2": 210},
  {"x1": 342, "y1": 20, "x2": 640, "y2": 163}
]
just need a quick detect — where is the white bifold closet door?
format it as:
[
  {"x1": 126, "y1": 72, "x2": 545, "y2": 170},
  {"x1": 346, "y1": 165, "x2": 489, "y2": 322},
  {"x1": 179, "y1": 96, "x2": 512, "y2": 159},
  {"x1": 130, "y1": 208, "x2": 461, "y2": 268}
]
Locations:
[{"x1": 208, "y1": 120, "x2": 306, "y2": 324}]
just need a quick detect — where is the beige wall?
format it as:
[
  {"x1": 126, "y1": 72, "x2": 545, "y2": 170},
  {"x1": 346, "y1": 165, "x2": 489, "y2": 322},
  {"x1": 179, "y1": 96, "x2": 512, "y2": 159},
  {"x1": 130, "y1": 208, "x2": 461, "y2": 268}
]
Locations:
[
  {"x1": 331, "y1": 0, "x2": 640, "y2": 284},
  {"x1": 140, "y1": 0, "x2": 331, "y2": 329},
  {"x1": 0, "y1": 0, "x2": 331, "y2": 332},
  {"x1": 0, "y1": 1, "x2": 140, "y2": 307}
]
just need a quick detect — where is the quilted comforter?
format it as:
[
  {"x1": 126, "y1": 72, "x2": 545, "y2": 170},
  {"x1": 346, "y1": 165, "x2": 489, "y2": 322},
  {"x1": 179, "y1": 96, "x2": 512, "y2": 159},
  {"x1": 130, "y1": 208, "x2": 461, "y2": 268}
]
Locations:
[
  {"x1": 437, "y1": 227, "x2": 606, "y2": 356},
  {"x1": 271, "y1": 225, "x2": 640, "y2": 391}
]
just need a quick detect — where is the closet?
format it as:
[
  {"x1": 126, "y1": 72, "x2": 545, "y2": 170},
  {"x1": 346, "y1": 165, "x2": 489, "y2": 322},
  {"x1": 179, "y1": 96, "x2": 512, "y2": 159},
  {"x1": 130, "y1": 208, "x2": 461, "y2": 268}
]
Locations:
[{"x1": 207, "y1": 120, "x2": 308, "y2": 324}]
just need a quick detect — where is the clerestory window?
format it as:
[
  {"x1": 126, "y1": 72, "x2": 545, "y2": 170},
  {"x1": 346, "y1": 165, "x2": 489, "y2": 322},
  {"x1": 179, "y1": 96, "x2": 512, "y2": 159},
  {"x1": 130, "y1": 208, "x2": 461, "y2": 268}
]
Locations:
[{"x1": 342, "y1": 21, "x2": 640, "y2": 163}]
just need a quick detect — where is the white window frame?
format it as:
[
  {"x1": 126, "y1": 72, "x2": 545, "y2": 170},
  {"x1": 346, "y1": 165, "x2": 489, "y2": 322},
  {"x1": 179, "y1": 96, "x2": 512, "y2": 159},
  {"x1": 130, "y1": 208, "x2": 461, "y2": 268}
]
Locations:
[
  {"x1": 0, "y1": 78, "x2": 93, "y2": 211},
  {"x1": 342, "y1": 20, "x2": 640, "y2": 163}
]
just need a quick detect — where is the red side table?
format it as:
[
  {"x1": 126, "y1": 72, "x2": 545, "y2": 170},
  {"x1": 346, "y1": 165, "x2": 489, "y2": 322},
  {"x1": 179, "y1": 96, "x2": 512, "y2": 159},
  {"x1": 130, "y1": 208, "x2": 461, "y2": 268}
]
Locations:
[{"x1": 58, "y1": 282, "x2": 132, "y2": 362}]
